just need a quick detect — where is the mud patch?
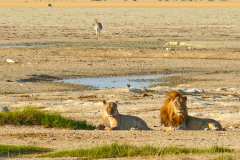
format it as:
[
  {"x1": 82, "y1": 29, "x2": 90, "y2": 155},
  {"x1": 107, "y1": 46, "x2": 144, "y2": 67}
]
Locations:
[{"x1": 17, "y1": 74, "x2": 60, "y2": 83}]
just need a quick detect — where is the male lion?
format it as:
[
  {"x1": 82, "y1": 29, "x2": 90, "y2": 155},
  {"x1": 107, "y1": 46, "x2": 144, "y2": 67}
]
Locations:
[
  {"x1": 160, "y1": 91, "x2": 223, "y2": 130},
  {"x1": 97, "y1": 100, "x2": 150, "y2": 130}
]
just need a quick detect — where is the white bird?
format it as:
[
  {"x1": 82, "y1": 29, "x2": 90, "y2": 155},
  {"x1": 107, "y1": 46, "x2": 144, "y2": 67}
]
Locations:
[
  {"x1": 127, "y1": 83, "x2": 148, "y2": 94},
  {"x1": 93, "y1": 19, "x2": 103, "y2": 40},
  {"x1": 6, "y1": 58, "x2": 15, "y2": 63}
]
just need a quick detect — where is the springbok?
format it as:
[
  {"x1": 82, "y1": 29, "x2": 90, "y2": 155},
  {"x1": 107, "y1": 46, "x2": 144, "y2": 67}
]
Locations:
[{"x1": 93, "y1": 19, "x2": 103, "y2": 40}]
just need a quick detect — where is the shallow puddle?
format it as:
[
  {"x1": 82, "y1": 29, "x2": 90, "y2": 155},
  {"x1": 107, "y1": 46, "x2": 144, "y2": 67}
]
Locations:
[{"x1": 58, "y1": 74, "x2": 171, "y2": 89}]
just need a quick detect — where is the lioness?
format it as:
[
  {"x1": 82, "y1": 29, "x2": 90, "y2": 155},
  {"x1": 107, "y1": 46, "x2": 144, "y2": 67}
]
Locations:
[
  {"x1": 160, "y1": 91, "x2": 223, "y2": 130},
  {"x1": 98, "y1": 100, "x2": 150, "y2": 130}
]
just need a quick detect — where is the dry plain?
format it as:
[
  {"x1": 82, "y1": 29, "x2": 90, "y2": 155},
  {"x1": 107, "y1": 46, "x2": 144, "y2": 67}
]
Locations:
[{"x1": 0, "y1": 2, "x2": 240, "y2": 159}]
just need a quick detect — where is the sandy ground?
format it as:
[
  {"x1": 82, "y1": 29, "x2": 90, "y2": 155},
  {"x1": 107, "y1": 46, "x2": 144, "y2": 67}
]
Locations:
[{"x1": 0, "y1": 7, "x2": 240, "y2": 160}]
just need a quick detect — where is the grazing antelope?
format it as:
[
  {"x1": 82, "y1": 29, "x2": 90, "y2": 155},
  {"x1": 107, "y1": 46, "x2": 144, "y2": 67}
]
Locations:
[{"x1": 94, "y1": 19, "x2": 103, "y2": 40}]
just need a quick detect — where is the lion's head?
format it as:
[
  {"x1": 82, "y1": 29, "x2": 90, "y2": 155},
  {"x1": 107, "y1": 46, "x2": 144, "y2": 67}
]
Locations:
[
  {"x1": 103, "y1": 100, "x2": 119, "y2": 117},
  {"x1": 160, "y1": 91, "x2": 188, "y2": 127}
]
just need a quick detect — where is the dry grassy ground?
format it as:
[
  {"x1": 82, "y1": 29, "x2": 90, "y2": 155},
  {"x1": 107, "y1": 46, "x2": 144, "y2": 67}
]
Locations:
[{"x1": 0, "y1": 6, "x2": 239, "y2": 160}]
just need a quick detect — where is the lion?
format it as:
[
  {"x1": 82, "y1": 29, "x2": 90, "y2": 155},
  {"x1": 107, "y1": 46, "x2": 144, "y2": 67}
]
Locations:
[
  {"x1": 97, "y1": 100, "x2": 150, "y2": 130},
  {"x1": 160, "y1": 91, "x2": 223, "y2": 131}
]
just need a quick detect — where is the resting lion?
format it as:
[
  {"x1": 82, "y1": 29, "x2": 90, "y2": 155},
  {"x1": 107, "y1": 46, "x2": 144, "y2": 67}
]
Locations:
[
  {"x1": 97, "y1": 100, "x2": 150, "y2": 130},
  {"x1": 160, "y1": 91, "x2": 223, "y2": 131}
]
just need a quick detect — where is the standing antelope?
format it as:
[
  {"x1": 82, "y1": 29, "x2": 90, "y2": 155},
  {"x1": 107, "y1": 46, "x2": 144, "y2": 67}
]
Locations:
[{"x1": 94, "y1": 19, "x2": 103, "y2": 40}]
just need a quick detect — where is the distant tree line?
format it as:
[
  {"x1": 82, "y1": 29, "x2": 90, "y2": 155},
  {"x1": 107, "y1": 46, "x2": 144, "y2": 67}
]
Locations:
[
  {"x1": 157, "y1": 0, "x2": 228, "y2": 1},
  {"x1": 90, "y1": 0, "x2": 228, "y2": 1},
  {"x1": 91, "y1": 0, "x2": 228, "y2": 2}
]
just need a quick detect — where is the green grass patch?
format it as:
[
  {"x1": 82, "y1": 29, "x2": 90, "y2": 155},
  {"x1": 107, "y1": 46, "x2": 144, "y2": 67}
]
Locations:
[
  {"x1": 41, "y1": 143, "x2": 233, "y2": 159},
  {"x1": 0, "y1": 144, "x2": 50, "y2": 157},
  {"x1": 0, "y1": 107, "x2": 95, "y2": 130}
]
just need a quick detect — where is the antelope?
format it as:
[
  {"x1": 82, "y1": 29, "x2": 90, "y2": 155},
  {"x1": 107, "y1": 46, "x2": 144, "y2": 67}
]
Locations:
[{"x1": 93, "y1": 19, "x2": 103, "y2": 40}]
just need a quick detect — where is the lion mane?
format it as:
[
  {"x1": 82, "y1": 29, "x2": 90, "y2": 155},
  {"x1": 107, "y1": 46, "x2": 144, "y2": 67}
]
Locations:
[
  {"x1": 160, "y1": 91, "x2": 187, "y2": 128},
  {"x1": 98, "y1": 100, "x2": 150, "y2": 130},
  {"x1": 160, "y1": 91, "x2": 223, "y2": 130}
]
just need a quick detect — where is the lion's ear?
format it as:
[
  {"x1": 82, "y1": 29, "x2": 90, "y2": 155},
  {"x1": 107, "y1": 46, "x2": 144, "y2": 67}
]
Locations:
[{"x1": 103, "y1": 100, "x2": 107, "y2": 105}]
